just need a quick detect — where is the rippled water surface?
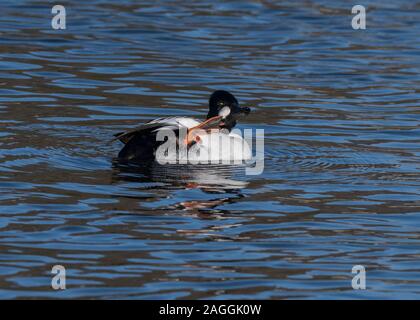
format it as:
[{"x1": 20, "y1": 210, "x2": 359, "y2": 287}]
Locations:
[{"x1": 1, "y1": 0, "x2": 420, "y2": 299}]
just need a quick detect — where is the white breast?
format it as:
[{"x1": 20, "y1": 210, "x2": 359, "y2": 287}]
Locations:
[
  {"x1": 153, "y1": 119, "x2": 252, "y2": 164},
  {"x1": 187, "y1": 131, "x2": 252, "y2": 163}
]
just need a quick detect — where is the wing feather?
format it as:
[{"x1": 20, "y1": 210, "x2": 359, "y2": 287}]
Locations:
[
  {"x1": 113, "y1": 117, "x2": 195, "y2": 144},
  {"x1": 113, "y1": 116, "x2": 223, "y2": 145}
]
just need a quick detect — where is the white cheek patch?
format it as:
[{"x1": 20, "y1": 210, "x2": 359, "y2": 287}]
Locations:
[{"x1": 219, "y1": 106, "x2": 231, "y2": 118}]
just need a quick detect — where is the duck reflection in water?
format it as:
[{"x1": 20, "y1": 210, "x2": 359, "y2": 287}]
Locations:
[{"x1": 111, "y1": 159, "x2": 249, "y2": 213}]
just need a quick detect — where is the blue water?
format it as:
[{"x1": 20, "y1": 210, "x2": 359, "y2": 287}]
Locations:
[{"x1": 0, "y1": 0, "x2": 419, "y2": 299}]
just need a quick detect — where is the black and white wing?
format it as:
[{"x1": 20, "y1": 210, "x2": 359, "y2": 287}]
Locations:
[{"x1": 113, "y1": 117, "x2": 200, "y2": 145}]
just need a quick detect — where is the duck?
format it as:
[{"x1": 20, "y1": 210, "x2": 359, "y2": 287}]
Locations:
[{"x1": 113, "y1": 90, "x2": 252, "y2": 163}]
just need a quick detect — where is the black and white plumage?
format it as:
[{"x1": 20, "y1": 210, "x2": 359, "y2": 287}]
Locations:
[{"x1": 114, "y1": 91, "x2": 251, "y2": 162}]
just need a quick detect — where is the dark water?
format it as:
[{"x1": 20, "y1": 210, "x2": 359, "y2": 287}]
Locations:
[{"x1": 0, "y1": 0, "x2": 419, "y2": 299}]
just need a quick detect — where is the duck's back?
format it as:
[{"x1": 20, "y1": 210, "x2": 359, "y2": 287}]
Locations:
[{"x1": 115, "y1": 117, "x2": 200, "y2": 161}]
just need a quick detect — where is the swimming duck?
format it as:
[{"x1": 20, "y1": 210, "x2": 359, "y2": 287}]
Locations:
[{"x1": 114, "y1": 90, "x2": 251, "y2": 163}]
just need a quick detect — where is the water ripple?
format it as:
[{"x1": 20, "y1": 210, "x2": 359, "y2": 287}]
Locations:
[{"x1": 0, "y1": 0, "x2": 419, "y2": 299}]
